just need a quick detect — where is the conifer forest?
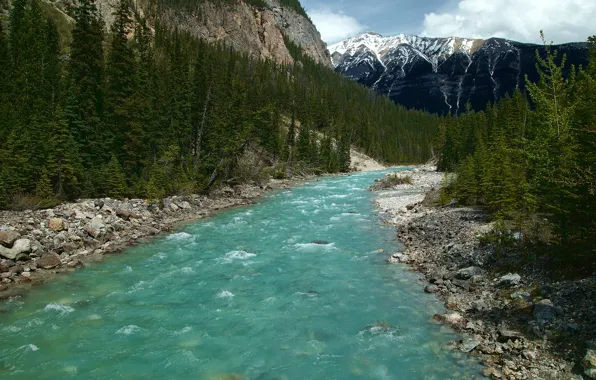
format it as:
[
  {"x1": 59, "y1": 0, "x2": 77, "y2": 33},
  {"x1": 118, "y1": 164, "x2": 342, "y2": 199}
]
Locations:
[
  {"x1": 437, "y1": 34, "x2": 596, "y2": 254},
  {"x1": 0, "y1": 0, "x2": 439, "y2": 208}
]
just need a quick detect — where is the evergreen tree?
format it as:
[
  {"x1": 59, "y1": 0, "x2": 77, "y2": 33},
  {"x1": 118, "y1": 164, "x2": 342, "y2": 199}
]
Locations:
[
  {"x1": 68, "y1": 0, "x2": 106, "y2": 168},
  {"x1": 46, "y1": 107, "x2": 82, "y2": 198},
  {"x1": 105, "y1": 0, "x2": 136, "y2": 154},
  {"x1": 104, "y1": 155, "x2": 128, "y2": 199}
]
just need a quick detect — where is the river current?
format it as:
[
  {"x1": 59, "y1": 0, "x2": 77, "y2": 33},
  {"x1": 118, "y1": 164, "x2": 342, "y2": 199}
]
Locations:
[{"x1": 0, "y1": 169, "x2": 482, "y2": 379}]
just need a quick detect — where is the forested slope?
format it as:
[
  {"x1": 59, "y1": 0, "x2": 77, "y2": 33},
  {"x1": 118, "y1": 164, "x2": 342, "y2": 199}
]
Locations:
[
  {"x1": 437, "y1": 35, "x2": 596, "y2": 255},
  {"x1": 0, "y1": 0, "x2": 439, "y2": 209}
]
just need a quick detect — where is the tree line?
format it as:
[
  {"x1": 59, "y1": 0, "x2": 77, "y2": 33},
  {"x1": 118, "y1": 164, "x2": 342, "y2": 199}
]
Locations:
[
  {"x1": 0, "y1": 0, "x2": 439, "y2": 209},
  {"x1": 437, "y1": 33, "x2": 596, "y2": 254}
]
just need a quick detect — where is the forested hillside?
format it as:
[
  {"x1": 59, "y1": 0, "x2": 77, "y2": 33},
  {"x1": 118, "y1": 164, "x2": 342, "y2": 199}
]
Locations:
[
  {"x1": 437, "y1": 34, "x2": 596, "y2": 253},
  {"x1": 0, "y1": 0, "x2": 438, "y2": 209}
]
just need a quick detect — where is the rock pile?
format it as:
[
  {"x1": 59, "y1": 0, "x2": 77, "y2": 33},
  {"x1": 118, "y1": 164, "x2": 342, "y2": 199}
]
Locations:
[
  {"x1": 0, "y1": 181, "x2": 291, "y2": 297},
  {"x1": 375, "y1": 166, "x2": 595, "y2": 379}
]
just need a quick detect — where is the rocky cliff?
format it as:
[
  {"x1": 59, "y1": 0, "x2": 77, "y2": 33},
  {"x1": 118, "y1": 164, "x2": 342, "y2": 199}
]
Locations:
[
  {"x1": 1, "y1": 0, "x2": 331, "y2": 67},
  {"x1": 146, "y1": 0, "x2": 331, "y2": 67},
  {"x1": 330, "y1": 32, "x2": 590, "y2": 114}
]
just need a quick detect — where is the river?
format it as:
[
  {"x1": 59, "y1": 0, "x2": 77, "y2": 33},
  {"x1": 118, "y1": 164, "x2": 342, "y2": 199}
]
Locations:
[{"x1": 0, "y1": 169, "x2": 482, "y2": 379}]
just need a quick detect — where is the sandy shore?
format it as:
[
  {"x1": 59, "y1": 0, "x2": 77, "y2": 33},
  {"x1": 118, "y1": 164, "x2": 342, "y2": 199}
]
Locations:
[{"x1": 372, "y1": 167, "x2": 596, "y2": 380}]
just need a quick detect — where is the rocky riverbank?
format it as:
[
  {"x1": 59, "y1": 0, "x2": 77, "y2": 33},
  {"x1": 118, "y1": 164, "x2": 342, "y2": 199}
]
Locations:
[
  {"x1": 0, "y1": 180, "x2": 297, "y2": 299},
  {"x1": 373, "y1": 167, "x2": 596, "y2": 380}
]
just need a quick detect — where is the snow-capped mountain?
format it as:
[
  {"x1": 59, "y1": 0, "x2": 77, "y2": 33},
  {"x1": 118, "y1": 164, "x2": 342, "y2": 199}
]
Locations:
[{"x1": 329, "y1": 32, "x2": 589, "y2": 114}]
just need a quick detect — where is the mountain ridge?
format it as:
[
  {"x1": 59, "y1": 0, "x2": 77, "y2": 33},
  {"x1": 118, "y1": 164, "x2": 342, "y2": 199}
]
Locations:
[{"x1": 330, "y1": 32, "x2": 590, "y2": 114}]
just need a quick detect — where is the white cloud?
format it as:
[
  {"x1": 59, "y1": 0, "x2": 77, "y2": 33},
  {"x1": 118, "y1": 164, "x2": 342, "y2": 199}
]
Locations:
[
  {"x1": 422, "y1": 0, "x2": 596, "y2": 44},
  {"x1": 308, "y1": 9, "x2": 367, "y2": 44}
]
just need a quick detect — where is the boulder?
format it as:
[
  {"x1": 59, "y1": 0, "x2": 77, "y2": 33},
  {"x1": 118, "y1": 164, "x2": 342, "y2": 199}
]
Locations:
[
  {"x1": 177, "y1": 201, "x2": 192, "y2": 210},
  {"x1": 499, "y1": 273, "x2": 521, "y2": 286},
  {"x1": 116, "y1": 210, "x2": 140, "y2": 221},
  {"x1": 87, "y1": 218, "x2": 105, "y2": 238},
  {"x1": 390, "y1": 252, "x2": 409, "y2": 263},
  {"x1": 498, "y1": 329, "x2": 524, "y2": 342},
  {"x1": 424, "y1": 285, "x2": 440, "y2": 293},
  {"x1": 36, "y1": 252, "x2": 62, "y2": 269},
  {"x1": 584, "y1": 349, "x2": 596, "y2": 379},
  {"x1": 456, "y1": 266, "x2": 482, "y2": 280},
  {"x1": 0, "y1": 239, "x2": 31, "y2": 260},
  {"x1": 459, "y1": 338, "x2": 481, "y2": 352},
  {"x1": 94, "y1": 199, "x2": 105, "y2": 209},
  {"x1": 0, "y1": 230, "x2": 20, "y2": 248},
  {"x1": 49, "y1": 218, "x2": 67, "y2": 232},
  {"x1": 533, "y1": 299, "x2": 556, "y2": 322}
]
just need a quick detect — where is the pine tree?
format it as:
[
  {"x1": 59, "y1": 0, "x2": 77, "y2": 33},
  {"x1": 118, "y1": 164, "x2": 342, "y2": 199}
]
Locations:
[
  {"x1": 35, "y1": 169, "x2": 55, "y2": 200},
  {"x1": 296, "y1": 123, "x2": 311, "y2": 163},
  {"x1": 46, "y1": 107, "x2": 82, "y2": 198},
  {"x1": 105, "y1": 0, "x2": 136, "y2": 154},
  {"x1": 104, "y1": 154, "x2": 128, "y2": 199},
  {"x1": 68, "y1": 0, "x2": 106, "y2": 168},
  {"x1": 0, "y1": 22, "x2": 12, "y2": 147}
]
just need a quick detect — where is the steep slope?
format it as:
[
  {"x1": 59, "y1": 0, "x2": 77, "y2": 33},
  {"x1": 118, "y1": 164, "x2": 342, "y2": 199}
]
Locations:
[
  {"x1": 330, "y1": 32, "x2": 589, "y2": 114},
  {"x1": 1, "y1": 0, "x2": 331, "y2": 67}
]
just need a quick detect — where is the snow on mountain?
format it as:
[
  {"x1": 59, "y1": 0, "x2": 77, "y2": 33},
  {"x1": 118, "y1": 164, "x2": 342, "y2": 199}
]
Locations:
[
  {"x1": 329, "y1": 32, "x2": 589, "y2": 115},
  {"x1": 328, "y1": 32, "x2": 481, "y2": 71}
]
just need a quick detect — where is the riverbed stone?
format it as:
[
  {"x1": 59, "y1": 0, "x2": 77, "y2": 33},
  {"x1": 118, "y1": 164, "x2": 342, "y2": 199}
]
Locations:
[
  {"x1": 456, "y1": 266, "x2": 482, "y2": 280},
  {"x1": 499, "y1": 273, "x2": 521, "y2": 286},
  {"x1": 583, "y1": 349, "x2": 596, "y2": 379},
  {"x1": 498, "y1": 329, "x2": 524, "y2": 342},
  {"x1": 49, "y1": 218, "x2": 67, "y2": 232},
  {"x1": 533, "y1": 299, "x2": 556, "y2": 323},
  {"x1": 0, "y1": 231, "x2": 20, "y2": 248},
  {"x1": 36, "y1": 252, "x2": 62, "y2": 269},
  {"x1": 87, "y1": 218, "x2": 105, "y2": 238},
  {"x1": 425, "y1": 284, "x2": 440, "y2": 293},
  {"x1": 0, "y1": 239, "x2": 31, "y2": 260},
  {"x1": 459, "y1": 338, "x2": 481, "y2": 352}
]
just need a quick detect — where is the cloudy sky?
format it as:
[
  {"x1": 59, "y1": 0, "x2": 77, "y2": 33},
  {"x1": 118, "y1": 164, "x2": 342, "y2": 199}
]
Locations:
[{"x1": 301, "y1": 0, "x2": 596, "y2": 45}]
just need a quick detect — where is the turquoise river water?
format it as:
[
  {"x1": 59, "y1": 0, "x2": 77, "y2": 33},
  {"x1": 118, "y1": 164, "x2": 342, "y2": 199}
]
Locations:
[{"x1": 0, "y1": 169, "x2": 483, "y2": 379}]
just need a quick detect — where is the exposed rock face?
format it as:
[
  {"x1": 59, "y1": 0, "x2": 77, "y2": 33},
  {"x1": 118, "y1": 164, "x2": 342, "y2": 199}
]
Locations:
[
  {"x1": 2, "y1": 0, "x2": 330, "y2": 67},
  {"x1": 330, "y1": 32, "x2": 589, "y2": 114},
  {"x1": 153, "y1": 0, "x2": 331, "y2": 67}
]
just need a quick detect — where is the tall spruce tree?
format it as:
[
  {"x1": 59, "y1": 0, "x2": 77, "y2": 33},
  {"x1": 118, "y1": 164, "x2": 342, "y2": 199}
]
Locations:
[{"x1": 68, "y1": 0, "x2": 106, "y2": 170}]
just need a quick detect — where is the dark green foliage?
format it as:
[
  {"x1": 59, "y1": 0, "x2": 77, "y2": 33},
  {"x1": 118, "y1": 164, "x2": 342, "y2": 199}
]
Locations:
[
  {"x1": 105, "y1": 154, "x2": 128, "y2": 199},
  {"x1": 46, "y1": 107, "x2": 83, "y2": 197},
  {"x1": 0, "y1": 0, "x2": 439, "y2": 208},
  {"x1": 438, "y1": 33, "x2": 596, "y2": 253}
]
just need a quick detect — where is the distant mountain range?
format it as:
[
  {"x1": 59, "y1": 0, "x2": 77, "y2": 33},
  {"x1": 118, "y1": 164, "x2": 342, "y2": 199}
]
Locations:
[{"x1": 329, "y1": 32, "x2": 590, "y2": 114}]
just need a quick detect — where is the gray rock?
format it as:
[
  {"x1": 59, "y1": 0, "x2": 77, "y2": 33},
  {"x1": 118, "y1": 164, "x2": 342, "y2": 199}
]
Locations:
[
  {"x1": 0, "y1": 230, "x2": 20, "y2": 248},
  {"x1": 0, "y1": 239, "x2": 31, "y2": 260},
  {"x1": 459, "y1": 338, "x2": 481, "y2": 352},
  {"x1": 9, "y1": 264, "x2": 23, "y2": 274},
  {"x1": 498, "y1": 329, "x2": 524, "y2": 342},
  {"x1": 424, "y1": 285, "x2": 440, "y2": 293},
  {"x1": 36, "y1": 252, "x2": 62, "y2": 269},
  {"x1": 499, "y1": 273, "x2": 521, "y2": 286},
  {"x1": 391, "y1": 252, "x2": 408, "y2": 262},
  {"x1": 510, "y1": 291, "x2": 532, "y2": 301},
  {"x1": 177, "y1": 201, "x2": 192, "y2": 210},
  {"x1": 456, "y1": 266, "x2": 482, "y2": 280},
  {"x1": 584, "y1": 349, "x2": 596, "y2": 379},
  {"x1": 94, "y1": 199, "x2": 105, "y2": 209},
  {"x1": 87, "y1": 218, "x2": 105, "y2": 238},
  {"x1": 116, "y1": 209, "x2": 140, "y2": 221},
  {"x1": 533, "y1": 299, "x2": 556, "y2": 322}
]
